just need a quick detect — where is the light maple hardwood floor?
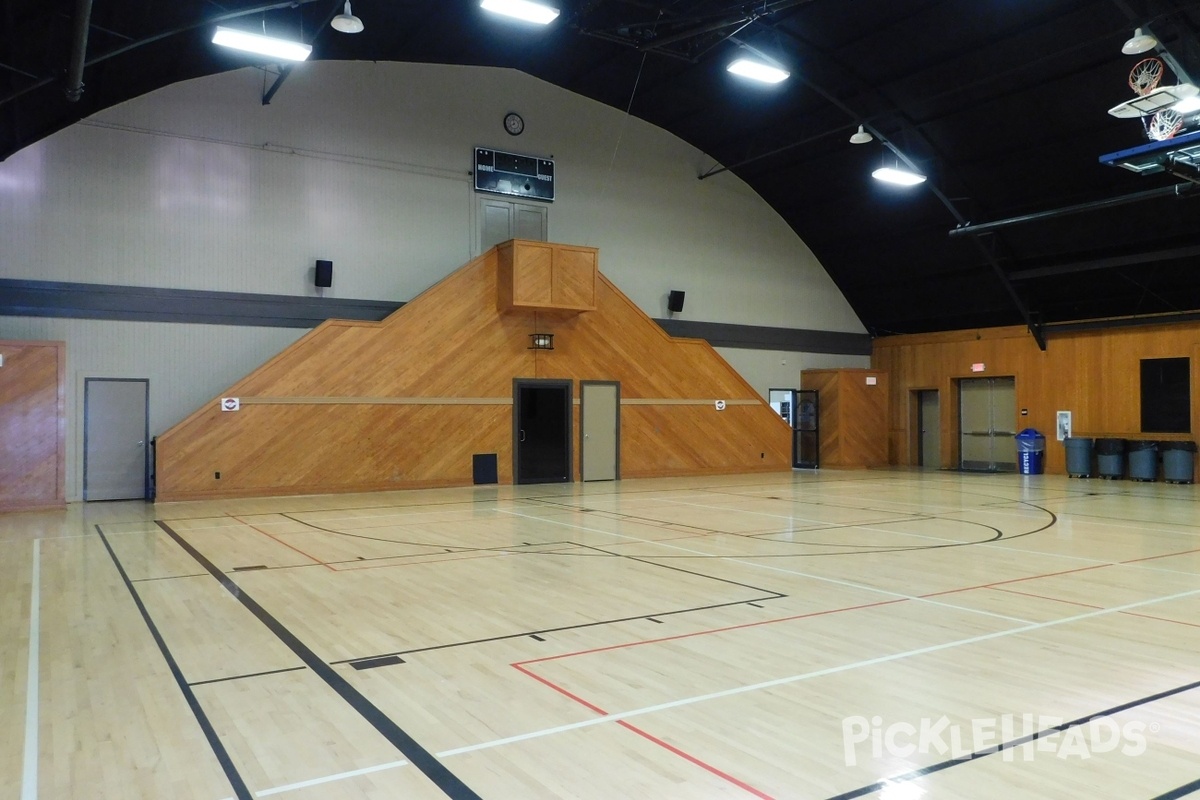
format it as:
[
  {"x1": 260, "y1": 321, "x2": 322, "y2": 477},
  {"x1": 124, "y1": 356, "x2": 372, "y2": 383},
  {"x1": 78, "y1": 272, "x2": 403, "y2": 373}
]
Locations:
[{"x1": 3, "y1": 468, "x2": 1199, "y2": 799}]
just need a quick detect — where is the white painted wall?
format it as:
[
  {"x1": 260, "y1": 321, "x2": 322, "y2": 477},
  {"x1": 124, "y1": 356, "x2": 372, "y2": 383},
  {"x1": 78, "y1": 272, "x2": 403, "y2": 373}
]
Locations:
[{"x1": 0, "y1": 61, "x2": 869, "y2": 500}]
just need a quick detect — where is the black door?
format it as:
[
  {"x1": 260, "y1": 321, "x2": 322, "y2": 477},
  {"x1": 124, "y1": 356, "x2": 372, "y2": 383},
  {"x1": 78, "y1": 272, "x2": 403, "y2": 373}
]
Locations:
[{"x1": 514, "y1": 380, "x2": 572, "y2": 484}]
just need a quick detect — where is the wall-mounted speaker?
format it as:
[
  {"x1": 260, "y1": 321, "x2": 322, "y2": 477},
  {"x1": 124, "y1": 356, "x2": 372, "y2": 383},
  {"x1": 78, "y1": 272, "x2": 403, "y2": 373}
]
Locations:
[
  {"x1": 315, "y1": 259, "x2": 333, "y2": 288},
  {"x1": 667, "y1": 290, "x2": 685, "y2": 313}
]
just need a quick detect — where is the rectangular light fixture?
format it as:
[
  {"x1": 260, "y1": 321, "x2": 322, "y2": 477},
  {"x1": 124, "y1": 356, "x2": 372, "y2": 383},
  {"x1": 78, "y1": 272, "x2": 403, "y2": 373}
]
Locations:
[
  {"x1": 212, "y1": 26, "x2": 312, "y2": 61},
  {"x1": 872, "y1": 166, "x2": 927, "y2": 186},
  {"x1": 480, "y1": 0, "x2": 560, "y2": 24},
  {"x1": 529, "y1": 333, "x2": 554, "y2": 350},
  {"x1": 726, "y1": 58, "x2": 790, "y2": 84}
]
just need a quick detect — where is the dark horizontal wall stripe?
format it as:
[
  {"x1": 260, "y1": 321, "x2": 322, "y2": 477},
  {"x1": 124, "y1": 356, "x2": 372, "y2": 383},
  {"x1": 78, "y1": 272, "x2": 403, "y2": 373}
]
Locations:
[
  {"x1": 0, "y1": 279, "x2": 870, "y2": 355},
  {"x1": 654, "y1": 318, "x2": 872, "y2": 356},
  {"x1": 0, "y1": 278, "x2": 402, "y2": 328}
]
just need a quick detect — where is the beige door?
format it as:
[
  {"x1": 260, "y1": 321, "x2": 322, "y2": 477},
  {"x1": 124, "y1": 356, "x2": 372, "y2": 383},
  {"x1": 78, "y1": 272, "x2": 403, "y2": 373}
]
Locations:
[
  {"x1": 959, "y1": 377, "x2": 1016, "y2": 472},
  {"x1": 84, "y1": 378, "x2": 148, "y2": 500},
  {"x1": 581, "y1": 381, "x2": 619, "y2": 481}
]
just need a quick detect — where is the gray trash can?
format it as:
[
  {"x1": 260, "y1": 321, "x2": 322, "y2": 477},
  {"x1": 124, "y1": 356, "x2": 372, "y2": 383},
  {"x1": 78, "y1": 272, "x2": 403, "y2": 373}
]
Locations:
[
  {"x1": 1064, "y1": 437, "x2": 1094, "y2": 478},
  {"x1": 1162, "y1": 441, "x2": 1197, "y2": 484},
  {"x1": 1095, "y1": 438, "x2": 1126, "y2": 479},
  {"x1": 1127, "y1": 440, "x2": 1158, "y2": 481}
]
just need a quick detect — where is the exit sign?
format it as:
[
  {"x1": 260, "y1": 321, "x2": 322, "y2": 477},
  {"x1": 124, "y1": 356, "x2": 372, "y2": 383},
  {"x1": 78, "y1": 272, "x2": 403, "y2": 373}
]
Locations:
[{"x1": 971, "y1": 363, "x2": 985, "y2": 373}]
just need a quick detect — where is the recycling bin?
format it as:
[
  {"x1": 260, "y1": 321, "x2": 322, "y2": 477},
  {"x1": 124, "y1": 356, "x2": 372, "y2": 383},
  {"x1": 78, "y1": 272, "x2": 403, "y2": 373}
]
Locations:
[
  {"x1": 1162, "y1": 441, "x2": 1197, "y2": 484},
  {"x1": 1095, "y1": 438, "x2": 1127, "y2": 479},
  {"x1": 1015, "y1": 428, "x2": 1046, "y2": 475},
  {"x1": 1127, "y1": 440, "x2": 1158, "y2": 481}
]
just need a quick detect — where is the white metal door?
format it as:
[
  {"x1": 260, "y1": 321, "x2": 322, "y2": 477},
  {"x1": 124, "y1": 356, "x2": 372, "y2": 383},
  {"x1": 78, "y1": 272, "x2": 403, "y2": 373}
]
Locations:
[
  {"x1": 84, "y1": 379, "x2": 148, "y2": 500},
  {"x1": 581, "y1": 382, "x2": 618, "y2": 481}
]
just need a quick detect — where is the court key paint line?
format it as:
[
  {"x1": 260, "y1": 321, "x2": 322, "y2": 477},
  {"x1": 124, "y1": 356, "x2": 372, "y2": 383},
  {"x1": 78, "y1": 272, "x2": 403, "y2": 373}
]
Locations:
[
  {"x1": 21, "y1": 540, "x2": 40, "y2": 800},
  {"x1": 437, "y1": 585, "x2": 1200, "y2": 760}
]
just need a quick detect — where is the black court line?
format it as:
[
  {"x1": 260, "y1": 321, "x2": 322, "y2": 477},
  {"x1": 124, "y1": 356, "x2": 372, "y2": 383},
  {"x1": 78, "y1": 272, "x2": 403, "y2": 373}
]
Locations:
[
  {"x1": 826, "y1": 677, "x2": 1200, "y2": 800},
  {"x1": 189, "y1": 666, "x2": 308, "y2": 687},
  {"x1": 1153, "y1": 777, "x2": 1200, "y2": 799},
  {"x1": 131, "y1": 572, "x2": 210, "y2": 582},
  {"x1": 155, "y1": 520, "x2": 481, "y2": 800},
  {"x1": 328, "y1": 542, "x2": 786, "y2": 665},
  {"x1": 96, "y1": 525, "x2": 252, "y2": 800}
]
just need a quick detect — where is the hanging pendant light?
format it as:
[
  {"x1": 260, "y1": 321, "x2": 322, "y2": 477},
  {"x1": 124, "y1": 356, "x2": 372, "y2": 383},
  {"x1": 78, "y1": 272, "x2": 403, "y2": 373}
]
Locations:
[{"x1": 332, "y1": 2, "x2": 364, "y2": 33}]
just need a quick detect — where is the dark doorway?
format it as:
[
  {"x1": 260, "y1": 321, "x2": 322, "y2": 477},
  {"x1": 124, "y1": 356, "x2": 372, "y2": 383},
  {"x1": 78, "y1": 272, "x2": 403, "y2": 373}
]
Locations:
[{"x1": 514, "y1": 379, "x2": 572, "y2": 484}]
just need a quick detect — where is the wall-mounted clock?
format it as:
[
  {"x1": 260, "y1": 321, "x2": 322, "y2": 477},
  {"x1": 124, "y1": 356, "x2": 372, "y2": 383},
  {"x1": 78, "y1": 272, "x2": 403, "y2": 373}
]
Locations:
[{"x1": 503, "y1": 112, "x2": 525, "y2": 136}]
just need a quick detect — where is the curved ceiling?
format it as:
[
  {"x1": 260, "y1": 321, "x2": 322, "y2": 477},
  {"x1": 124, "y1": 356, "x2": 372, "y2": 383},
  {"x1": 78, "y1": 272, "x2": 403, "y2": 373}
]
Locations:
[{"x1": 4, "y1": 0, "x2": 1200, "y2": 340}]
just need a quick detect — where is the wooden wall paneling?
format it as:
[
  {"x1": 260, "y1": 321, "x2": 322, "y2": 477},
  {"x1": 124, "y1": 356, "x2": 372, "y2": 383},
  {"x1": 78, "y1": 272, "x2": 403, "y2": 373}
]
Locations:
[
  {"x1": 873, "y1": 322, "x2": 1200, "y2": 475},
  {"x1": 0, "y1": 340, "x2": 66, "y2": 512},
  {"x1": 156, "y1": 243, "x2": 791, "y2": 501},
  {"x1": 552, "y1": 246, "x2": 597, "y2": 309},
  {"x1": 800, "y1": 369, "x2": 887, "y2": 468}
]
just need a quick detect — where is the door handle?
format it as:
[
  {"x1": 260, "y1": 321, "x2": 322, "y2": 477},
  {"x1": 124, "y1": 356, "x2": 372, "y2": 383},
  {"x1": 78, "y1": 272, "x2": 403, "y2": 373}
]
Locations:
[
  {"x1": 137, "y1": 441, "x2": 145, "y2": 446},
  {"x1": 519, "y1": 430, "x2": 526, "y2": 442}
]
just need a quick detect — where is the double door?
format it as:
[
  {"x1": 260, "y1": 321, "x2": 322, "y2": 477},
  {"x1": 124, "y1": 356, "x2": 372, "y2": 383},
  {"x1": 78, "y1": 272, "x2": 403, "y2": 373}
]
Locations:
[{"x1": 959, "y1": 377, "x2": 1016, "y2": 472}]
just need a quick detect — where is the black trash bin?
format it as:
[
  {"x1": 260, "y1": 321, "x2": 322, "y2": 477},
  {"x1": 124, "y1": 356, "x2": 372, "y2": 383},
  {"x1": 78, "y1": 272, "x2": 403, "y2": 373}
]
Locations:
[
  {"x1": 1162, "y1": 441, "x2": 1197, "y2": 484},
  {"x1": 1064, "y1": 437, "x2": 1094, "y2": 478},
  {"x1": 1095, "y1": 438, "x2": 1127, "y2": 479},
  {"x1": 1127, "y1": 440, "x2": 1158, "y2": 481},
  {"x1": 1014, "y1": 429, "x2": 1046, "y2": 475}
]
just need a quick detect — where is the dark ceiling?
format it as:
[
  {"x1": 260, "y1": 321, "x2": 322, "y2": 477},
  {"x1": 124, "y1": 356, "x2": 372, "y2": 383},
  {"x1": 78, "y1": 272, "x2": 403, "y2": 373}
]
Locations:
[{"x1": 4, "y1": 0, "x2": 1200, "y2": 342}]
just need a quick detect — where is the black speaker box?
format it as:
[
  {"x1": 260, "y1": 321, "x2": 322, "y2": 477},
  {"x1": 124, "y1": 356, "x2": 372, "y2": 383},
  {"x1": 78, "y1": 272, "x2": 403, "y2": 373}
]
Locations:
[
  {"x1": 315, "y1": 259, "x2": 333, "y2": 288},
  {"x1": 668, "y1": 290, "x2": 685, "y2": 313}
]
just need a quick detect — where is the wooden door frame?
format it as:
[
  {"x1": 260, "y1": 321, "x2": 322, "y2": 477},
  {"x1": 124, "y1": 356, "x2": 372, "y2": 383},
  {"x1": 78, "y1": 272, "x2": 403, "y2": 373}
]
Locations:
[
  {"x1": 580, "y1": 380, "x2": 620, "y2": 481},
  {"x1": 83, "y1": 377, "x2": 150, "y2": 501},
  {"x1": 512, "y1": 378, "x2": 573, "y2": 485}
]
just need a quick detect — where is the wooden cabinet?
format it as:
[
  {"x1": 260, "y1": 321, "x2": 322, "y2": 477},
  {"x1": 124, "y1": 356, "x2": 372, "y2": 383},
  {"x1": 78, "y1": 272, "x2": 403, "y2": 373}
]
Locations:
[{"x1": 497, "y1": 240, "x2": 597, "y2": 312}]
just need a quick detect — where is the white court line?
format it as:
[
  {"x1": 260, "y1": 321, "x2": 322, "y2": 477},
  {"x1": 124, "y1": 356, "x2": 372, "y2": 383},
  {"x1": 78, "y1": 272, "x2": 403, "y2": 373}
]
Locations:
[
  {"x1": 255, "y1": 760, "x2": 408, "y2": 796},
  {"x1": 21, "y1": 540, "x2": 40, "y2": 800},
  {"x1": 438, "y1": 584, "x2": 1200, "y2": 760},
  {"x1": 497, "y1": 508, "x2": 1035, "y2": 624}
]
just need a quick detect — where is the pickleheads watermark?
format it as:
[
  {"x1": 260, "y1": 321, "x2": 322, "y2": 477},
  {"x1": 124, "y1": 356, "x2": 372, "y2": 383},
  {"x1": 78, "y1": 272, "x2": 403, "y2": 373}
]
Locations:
[{"x1": 842, "y1": 714, "x2": 1155, "y2": 766}]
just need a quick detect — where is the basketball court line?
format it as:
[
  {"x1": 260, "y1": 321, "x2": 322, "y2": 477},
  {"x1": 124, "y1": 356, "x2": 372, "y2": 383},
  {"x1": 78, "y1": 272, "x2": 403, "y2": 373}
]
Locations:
[
  {"x1": 155, "y1": 521, "x2": 484, "y2": 800},
  {"x1": 495, "y1": 508, "x2": 1040, "y2": 624},
  {"x1": 95, "y1": 526, "x2": 252, "y2": 800},
  {"x1": 21, "y1": 540, "x2": 39, "y2": 800},
  {"x1": 1153, "y1": 776, "x2": 1200, "y2": 799},
  {"x1": 406, "y1": 585, "x2": 1200, "y2": 774},
  {"x1": 254, "y1": 760, "x2": 409, "y2": 797}
]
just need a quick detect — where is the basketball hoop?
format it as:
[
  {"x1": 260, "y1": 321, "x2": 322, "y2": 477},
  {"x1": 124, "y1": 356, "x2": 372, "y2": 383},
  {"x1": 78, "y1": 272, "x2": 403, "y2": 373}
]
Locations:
[
  {"x1": 1146, "y1": 109, "x2": 1183, "y2": 141},
  {"x1": 1129, "y1": 58, "x2": 1165, "y2": 96}
]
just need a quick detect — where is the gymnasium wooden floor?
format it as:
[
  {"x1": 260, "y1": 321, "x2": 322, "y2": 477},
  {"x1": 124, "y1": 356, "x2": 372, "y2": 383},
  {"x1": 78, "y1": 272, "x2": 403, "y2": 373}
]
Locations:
[{"x1": 4, "y1": 469, "x2": 1200, "y2": 800}]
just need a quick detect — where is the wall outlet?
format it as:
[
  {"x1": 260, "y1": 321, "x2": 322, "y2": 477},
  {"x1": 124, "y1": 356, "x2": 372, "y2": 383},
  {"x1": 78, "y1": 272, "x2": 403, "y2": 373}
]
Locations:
[{"x1": 214, "y1": 471, "x2": 221, "y2": 479}]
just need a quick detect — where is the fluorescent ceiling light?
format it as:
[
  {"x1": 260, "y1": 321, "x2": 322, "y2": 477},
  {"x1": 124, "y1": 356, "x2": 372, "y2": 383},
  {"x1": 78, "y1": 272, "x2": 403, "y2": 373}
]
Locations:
[
  {"x1": 480, "y1": 0, "x2": 560, "y2": 24},
  {"x1": 872, "y1": 166, "x2": 926, "y2": 186},
  {"x1": 212, "y1": 26, "x2": 312, "y2": 61},
  {"x1": 727, "y1": 58, "x2": 790, "y2": 84},
  {"x1": 1173, "y1": 95, "x2": 1200, "y2": 114}
]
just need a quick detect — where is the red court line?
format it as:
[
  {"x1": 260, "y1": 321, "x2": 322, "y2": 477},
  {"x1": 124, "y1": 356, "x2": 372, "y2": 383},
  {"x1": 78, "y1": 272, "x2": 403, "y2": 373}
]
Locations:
[
  {"x1": 511, "y1": 665, "x2": 774, "y2": 798},
  {"x1": 994, "y1": 587, "x2": 1200, "y2": 631},
  {"x1": 511, "y1": 663, "x2": 609, "y2": 715},
  {"x1": 918, "y1": 563, "x2": 1111, "y2": 598},
  {"x1": 231, "y1": 514, "x2": 334, "y2": 571},
  {"x1": 1121, "y1": 546, "x2": 1200, "y2": 564},
  {"x1": 617, "y1": 720, "x2": 776, "y2": 799},
  {"x1": 992, "y1": 587, "x2": 1103, "y2": 609},
  {"x1": 515, "y1": 597, "x2": 909, "y2": 667}
]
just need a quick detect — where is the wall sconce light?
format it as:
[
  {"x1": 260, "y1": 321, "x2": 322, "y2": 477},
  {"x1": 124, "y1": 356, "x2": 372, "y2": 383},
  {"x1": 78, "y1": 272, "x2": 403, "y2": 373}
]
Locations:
[{"x1": 529, "y1": 333, "x2": 554, "y2": 350}]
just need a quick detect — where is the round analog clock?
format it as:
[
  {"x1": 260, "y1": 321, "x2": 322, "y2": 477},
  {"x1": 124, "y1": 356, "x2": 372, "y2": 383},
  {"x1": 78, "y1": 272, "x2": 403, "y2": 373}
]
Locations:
[{"x1": 503, "y1": 112, "x2": 524, "y2": 136}]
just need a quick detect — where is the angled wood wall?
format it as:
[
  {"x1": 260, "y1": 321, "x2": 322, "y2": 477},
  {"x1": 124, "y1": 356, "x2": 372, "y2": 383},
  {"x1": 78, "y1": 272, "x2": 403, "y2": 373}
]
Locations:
[
  {"x1": 0, "y1": 340, "x2": 66, "y2": 512},
  {"x1": 155, "y1": 243, "x2": 792, "y2": 501},
  {"x1": 800, "y1": 368, "x2": 888, "y2": 468},
  {"x1": 873, "y1": 324, "x2": 1200, "y2": 473}
]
